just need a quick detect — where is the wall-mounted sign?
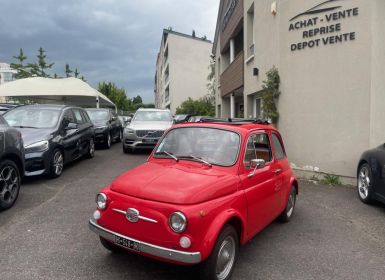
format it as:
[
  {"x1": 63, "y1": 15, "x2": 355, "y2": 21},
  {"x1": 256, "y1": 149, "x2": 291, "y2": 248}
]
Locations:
[
  {"x1": 289, "y1": 0, "x2": 358, "y2": 51},
  {"x1": 222, "y1": 0, "x2": 238, "y2": 31}
]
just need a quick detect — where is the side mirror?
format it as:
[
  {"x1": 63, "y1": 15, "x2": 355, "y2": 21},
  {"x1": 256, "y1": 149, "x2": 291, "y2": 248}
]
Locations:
[
  {"x1": 65, "y1": 122, "x2": 78, "y2": 130},
  {"x1": 111, "y1": 116, "x2": 116, "y2": 121},
  {"x1": 248, "y1": 159, "x2": 266, "y2": 178}
]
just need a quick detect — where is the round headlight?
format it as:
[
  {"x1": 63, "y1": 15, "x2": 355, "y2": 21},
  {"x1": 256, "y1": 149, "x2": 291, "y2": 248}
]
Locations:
[
  {"x1": 169, "y1": 212, "x2": 187, "y2": 233},
  {"x1": 96, "y1": 193, "x2": 107, "y2": 210}
]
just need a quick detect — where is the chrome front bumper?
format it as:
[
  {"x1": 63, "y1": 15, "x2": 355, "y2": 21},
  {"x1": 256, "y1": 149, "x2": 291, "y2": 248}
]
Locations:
[{"x1": 89, "y1": 219, "x2": 201, "y2": 264}]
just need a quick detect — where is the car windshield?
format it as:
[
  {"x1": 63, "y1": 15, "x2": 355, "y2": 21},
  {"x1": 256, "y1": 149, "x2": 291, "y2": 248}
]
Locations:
[
  {"x1": 154, "y1": 127, "x2": 240, "y2": 166},
  {"x1": 133, "y1": 111, "x2": 171, "y2": 122},
  {"x1": 4, "y1": 107, "x2": 61, "y2": 129},
  {"x1": 86, "y1": 110, "x2": 109, "y2": 121}
]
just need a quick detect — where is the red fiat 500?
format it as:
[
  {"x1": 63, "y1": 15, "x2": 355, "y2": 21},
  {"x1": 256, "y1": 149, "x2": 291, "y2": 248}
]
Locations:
[{"x1": 89, "y1": 119, "x2": 298, "y2": 280}]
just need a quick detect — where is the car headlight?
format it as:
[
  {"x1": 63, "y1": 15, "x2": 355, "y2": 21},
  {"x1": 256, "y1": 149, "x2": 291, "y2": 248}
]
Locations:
[
  {"x1": 124, "y1": 127, "x2": 134, "y2": 134},
  {"x1": 24, "y1": 140, "x2": 49, "y2": 153},
  {"x1": 96, "y1": 193, "x2": 108, "y2": 210},
  {"x1": 169, "y1": 212, "x2": 187, "y2": 233}
]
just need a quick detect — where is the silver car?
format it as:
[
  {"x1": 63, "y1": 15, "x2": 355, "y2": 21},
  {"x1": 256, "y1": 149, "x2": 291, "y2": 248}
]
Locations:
[{"x1": 123, "y1": 108, "x2": 173, "y2": 153}]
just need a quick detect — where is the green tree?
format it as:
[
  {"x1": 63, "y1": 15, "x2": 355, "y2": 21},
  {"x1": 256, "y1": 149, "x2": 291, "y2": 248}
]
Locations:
[
  {"x1": 132, "y1": 95, "x2": 143, "y2": 104},
  {"x1": 65, "y1": 64, "x2": 73, "y2": 77},
  {"x1": 98, "y1": 81, "x2": 131, "y2": 111},
  {"x1": 205, "y1": 54, "x2": 216, "y2": 106},
  {"x1": 261, "y1": 66, "x2": 281, "y2": 124},
  {"x1": 74, "y1": 68, "x2": 79, "y2": 78},
  {"x1": 10, "y1": 48, "x2": 31, "y2": 78},
  {"x1": 35, "y1": 47, "x2": 54, "y2": 77},
  {"x1": 176, "y1": 97, "x2": 215, "y2": 116}
]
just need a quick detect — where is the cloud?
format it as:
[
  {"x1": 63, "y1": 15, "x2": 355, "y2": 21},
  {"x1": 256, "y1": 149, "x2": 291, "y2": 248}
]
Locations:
[{"x1": 0, "y1": 0, "x2": 219, "y2": 103}]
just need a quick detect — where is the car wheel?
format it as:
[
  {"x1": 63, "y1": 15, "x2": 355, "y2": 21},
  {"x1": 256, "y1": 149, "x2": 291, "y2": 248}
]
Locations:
[
  {"x1": 0, "y1": 160, "x2": 21, "y2": 211},
  {"x1": 105, "y1": 133, "x2": 112, "y2": 149},
  {"x1": 49, "y1": 149, "x2": 64, "y2": 178},
  {"x1": 86, "y1": 138, "x2": 95, "y2": 159},
  {"x1": 116, "y1": 130, "x2": 122, "y2": 143},
  {"x1": 123, "y1": 145, "x2": 130, "y2": 154},
  {"x1": 278, "y1": 185, "x2": 296, "y2": 223},
  {"x1": 357, "y1": 163, "x2": 373, "y2": 204},
  {"x1": 99, "y1": 237, "x2": 122, "y2": 253},
  {"x1": 200, "y1": 225, "x2": 238, "y2": 280}
]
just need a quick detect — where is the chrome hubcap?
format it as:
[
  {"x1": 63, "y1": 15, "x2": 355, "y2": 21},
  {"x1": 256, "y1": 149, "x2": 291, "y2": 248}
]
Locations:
[
  {"x1": 0, "y1": 165, "x2": 19, "y2": 204},
  {"x1": 53, "y1": 151, "x2": 64, "y2": 175},
  {"x1": 358, "y1": 166, "x2": 370, "y2": 199},
  {"x1": 287, "y1": 190, "x2": 295, "y2": 217},
  {"x1": 216, "y1": 236, "x2": 236, "y2": 280}
]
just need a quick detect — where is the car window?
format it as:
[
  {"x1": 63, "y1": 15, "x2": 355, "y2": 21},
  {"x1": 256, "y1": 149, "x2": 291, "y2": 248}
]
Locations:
[
  {"x1": 80, "y1": 110, "x2": 91, "y2": 123},
  {"x1": 86, "y1": 110, "x2": 109, "y2": 121},
  {"x1": 155, "y1": 127, "x2": 240, "y2": 166},
  {"x1": 272, "y1": 133, "x2": 285, "y2": 160},
  {"x1": 133, "y1": 111, "x2": 172, "y2": 122},
  {"x1": 73, "y1": 109, "x2": 85, "y2": 124},
  {"x1": 62, "y1": 109, "x2": 75, "y2": 125},
  {"x1": 244, "y1": 133, "x2": 272, "y2": 169},
  {"x1": 4, "y1": 107, "x2": 61, "y2": 128}
]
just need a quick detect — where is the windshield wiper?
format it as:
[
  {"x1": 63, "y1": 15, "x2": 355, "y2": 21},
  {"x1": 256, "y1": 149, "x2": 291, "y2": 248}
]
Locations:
[
  {"x1": 154, "y1": 151, "x2": 178, "y2": 162},
  {"x1": 13, "y1": 125, "x2": 39, "y2": 129},
  {"x1": 179, "y1": 155, "x2": 212, "y2": 167}
]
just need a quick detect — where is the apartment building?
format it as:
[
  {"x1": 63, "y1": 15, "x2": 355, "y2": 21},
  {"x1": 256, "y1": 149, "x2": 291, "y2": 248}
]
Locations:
[
  {"x1": 0, "y1": 63, "x2": 16, "y2": 85},
  {"x1": 154, "y1": 29, "x2": 213, "y2": 114},
  {"x1": 213, "y1": 0, "x2": 385, "y2": 179}
]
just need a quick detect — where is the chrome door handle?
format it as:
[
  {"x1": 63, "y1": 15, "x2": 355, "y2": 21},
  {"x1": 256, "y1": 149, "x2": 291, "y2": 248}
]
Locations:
[{"x1": 273, "y1": 168, "x2": 282, "y2": 175}]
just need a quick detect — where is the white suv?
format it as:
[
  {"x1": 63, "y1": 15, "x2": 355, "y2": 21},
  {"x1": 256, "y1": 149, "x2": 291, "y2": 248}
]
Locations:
[{"x1": 122, "y1": 108, "x2": 173, "y2": 153}]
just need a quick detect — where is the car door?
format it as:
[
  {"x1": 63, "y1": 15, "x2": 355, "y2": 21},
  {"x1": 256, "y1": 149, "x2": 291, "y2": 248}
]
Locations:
[
  {"x1": 271, "y1": 132, "x2": 292, "y2": 214},
  {"x1": 239, "y1": 131, "x2": 277, "y2": 238},
  {"x1": 61, "y1": 109, "x2": 80, "y2": 162},
  {"x1": 110, "y1": 110, "x2": 119, "y2": 138},
  {"x1": 72, "y1": 108, "x2": 89, "y2": 156}
]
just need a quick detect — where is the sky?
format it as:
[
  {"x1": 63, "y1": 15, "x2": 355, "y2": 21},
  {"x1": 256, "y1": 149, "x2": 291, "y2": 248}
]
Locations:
[{"x1": 0, "y1": 0, "x2": 220, "y2": 103}]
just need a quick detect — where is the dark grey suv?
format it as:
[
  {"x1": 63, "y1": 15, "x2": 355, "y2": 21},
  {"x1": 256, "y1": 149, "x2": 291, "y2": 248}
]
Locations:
[
  {"x1": 3, "y1": 105, "x2": 95, "y2": 178},
  {"x1": 0, "y1": 115, "x2": 24, "y2": 211}
]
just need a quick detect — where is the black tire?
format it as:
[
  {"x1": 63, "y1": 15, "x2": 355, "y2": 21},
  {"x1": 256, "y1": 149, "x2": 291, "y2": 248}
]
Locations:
[
  {"x1": 49, "y1": 149, "x2": 64, "y2": 178},
  {"x1": 86, "y1": 138, "x2": 95, "y2": 159},
  {"x1": 99, "y1": 237, "x2": 122, "y2": 253},
  {"x1": 116, "y1": 129, "x2": 122, "y2": 143},
  {"x1": 200, "y1": 225, "x2": 239, "y2": 280},
  {"x1": 278, "y1": 185, "x2": 296, "y2": 223},
  {"x1": 105, "y1": 133, "x2": 112, "y2": 149},
  {"x1": 357, "y1": 163, "x2": 373, "y2": 204},
  {"x1": 123, "y1": 145, "x2": 130, "y2": 154},
  {"x1": 0, "y1": 160, "x2": 21, "y2": 211}
]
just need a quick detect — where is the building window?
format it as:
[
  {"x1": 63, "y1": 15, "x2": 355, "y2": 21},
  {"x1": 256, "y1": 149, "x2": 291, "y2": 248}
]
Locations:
[{"x1": 247, "y1": 3, "x2": 255, "y2": 58}]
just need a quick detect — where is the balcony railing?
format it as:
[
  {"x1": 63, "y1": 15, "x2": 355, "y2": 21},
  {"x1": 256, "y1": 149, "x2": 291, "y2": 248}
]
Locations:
[{"x1": 220, "y1": 50, "x2": 244, "y2": 97}]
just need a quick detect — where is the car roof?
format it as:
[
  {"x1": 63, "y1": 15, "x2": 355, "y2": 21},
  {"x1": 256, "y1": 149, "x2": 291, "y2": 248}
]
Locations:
[
  {"x1": 14, "y1": 104, "x2": 82, "y2": 110},
  {"x1": 136, "y1": 108, "x2": 170, "y2": 112},
  {"x1": 173, "y1": 119, "x2": 277, "y2": 135},
  {"x1": 85, "y1": 108, "x2": 110, "y2": 111}
]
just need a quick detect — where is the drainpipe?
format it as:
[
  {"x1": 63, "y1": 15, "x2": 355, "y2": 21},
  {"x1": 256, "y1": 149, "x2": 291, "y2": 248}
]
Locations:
[{"x1": 230, "y1": 93, "x2": 235, "y2": 118}]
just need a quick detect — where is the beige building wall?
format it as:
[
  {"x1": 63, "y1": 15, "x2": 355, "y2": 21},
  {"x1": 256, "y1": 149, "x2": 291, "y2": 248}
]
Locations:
[
  {"x1": 214, "y1": 0, "x2": 384, "y2": 178},
  {"x1": 155, "y1": 31, "x2": 212, "y2": 115}
]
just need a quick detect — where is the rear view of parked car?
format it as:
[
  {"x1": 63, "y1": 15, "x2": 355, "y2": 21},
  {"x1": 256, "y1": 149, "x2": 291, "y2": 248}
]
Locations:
[
  {"x1": 3, "y1": 105, "x2": 95, "y2": 178},
  {"x1": 0, "y1": 115, "x2": 24, "y2": 210},
  {"x1": 122, "y1": 108, "x2": 173, "y2": 153},
  {"x1": 86, "y1": 108, "x2": 122, "y2": 149}
]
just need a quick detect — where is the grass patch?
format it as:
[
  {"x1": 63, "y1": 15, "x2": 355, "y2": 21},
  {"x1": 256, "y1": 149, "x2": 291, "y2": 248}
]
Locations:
[{"x1": 321, "y1": 174, "x2": 342, "y2": 186}]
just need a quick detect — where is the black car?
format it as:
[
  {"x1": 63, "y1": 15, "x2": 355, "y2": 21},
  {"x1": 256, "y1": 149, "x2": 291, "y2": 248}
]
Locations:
[
  {"x1": 3, "y1": 105, "x2": 95, "y2": 178},
  {"x1": 357, "y1": 144, "x2": 385, "y2": 205},
  {"x1": 0, "y1": 115, "x2": 24, "y2": 210},
  {"x1": 173, "y1": 114, "x2": 191, "y2": 124},
  {"x1": 85, "y1": 108, "x2": 122, "y2": 149}
]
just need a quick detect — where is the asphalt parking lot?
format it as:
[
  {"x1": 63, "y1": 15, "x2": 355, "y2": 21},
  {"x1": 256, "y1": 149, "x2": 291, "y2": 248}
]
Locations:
[{"x1": 1, "y1": 144, "x2": 385, "y2": 280}]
